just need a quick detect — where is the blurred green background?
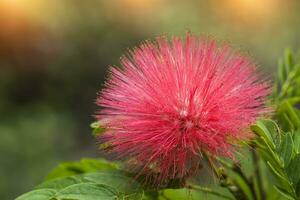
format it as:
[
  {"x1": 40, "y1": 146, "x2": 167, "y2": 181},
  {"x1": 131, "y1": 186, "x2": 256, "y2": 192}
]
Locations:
[{"x1": 0, "y1": 0, "x2": 299, "y2": 199}]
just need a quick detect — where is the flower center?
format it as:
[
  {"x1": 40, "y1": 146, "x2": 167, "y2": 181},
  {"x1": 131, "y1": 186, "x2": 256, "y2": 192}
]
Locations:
[{"x1": 184, "y1": 120, "x2": 194, "y2": 129}]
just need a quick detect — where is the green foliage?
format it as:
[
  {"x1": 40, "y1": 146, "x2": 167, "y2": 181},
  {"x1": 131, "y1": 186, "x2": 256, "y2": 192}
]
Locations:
[
  {"x1": 276, "y1": 100, "x2": 300, "y2": 132},
  {"x1": 16, "y1": 159, "x2": 143, "y2": 200},
  {"x1": 249, "y1": 49, "x2": 300, "y2": 200},
  {"x1": 16, "y1": 172, "x2": 143, "y2": 200},
  {"x1": 46, "y1": 158, "x2": 119, "y2": 180},
  {"x1": 251, "y1": 120, "x2": 299, "y2": 199},
  {"x1": 275, "y1": 49, "x2": 300, "y2": 102},
  {"x1": 274, "y1": 49, "x2": 300, "y2": 132},
  {"x1": 255, "y1": 46, "x2": 300, "y2": 195}
]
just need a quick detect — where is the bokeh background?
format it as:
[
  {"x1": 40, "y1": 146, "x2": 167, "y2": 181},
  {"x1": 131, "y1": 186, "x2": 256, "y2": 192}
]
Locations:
[{"x1": 0, "y1": 0, "x2": 299, "y2": 199}]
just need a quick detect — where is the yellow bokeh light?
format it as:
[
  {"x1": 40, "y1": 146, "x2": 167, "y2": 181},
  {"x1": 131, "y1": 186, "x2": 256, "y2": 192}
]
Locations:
[
  {"x1": 1, "y1": 0, "x2": 24, "y2": 7},
  {"x1": 230, "y1": 0, "x2": 276, "y2": 17},
  {"x1": 211, "y1": 0, "x2": 287, "y2": 27}
]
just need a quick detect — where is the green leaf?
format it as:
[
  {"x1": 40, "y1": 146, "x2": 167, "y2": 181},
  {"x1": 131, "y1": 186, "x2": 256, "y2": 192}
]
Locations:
[
  {"x1": 83, "y1": 171, "x2": 142, "y2": 194},
  {"x1": 275, "y1": 49, "x2": 300, "y2": 104},
  {"x1": 251, "y1": 120, "x2": 277, "y2": 150},
  {"x1": 37, "y1": 176, "x2": 85, "y2": 190},
  {"x1": 277, "y1": 101, "x2": 300, "y2": 131},
  {"x1": 17, "y1": 170, "x2": 144, "y2": 200},
  {"x1": 284, "y1": 49, "x2": 294, "y2": 73},
  {"x1": 252, "y1": 120, "x2": 284, "y2": 169},
  {"x1": 285, "y1": 97, "x2": 300, "y2": 106},
  {"x1": 265, "y1": 119, "x2": 282, "y2": 144},
  {"x1": 256, "y1": 148, "x2": 279, "y2": 168},
  {"x1": 266, "y1": 161, "x2": 288, "y2": 185},
  {"x1": 279, "y1": 113, "x2": 296, "y2": 132},
  {"x1": 55, "y1": 183, "x2": 117, "y2": 200},
  {"x1": 293, "y1": 131, "x2": 300, "y2": 154},
  {"x1": 261, "y1": 136, "x2": 283, "y2": 167},
  {"x1": 16, "y1": 183, "x2": 118, "y2": 200},
  {"x1": 274, "y1": 185, "x2": 295, "y2": 200},
  {"x1": 278, "y1": 59, "x2": 286, "y2": 86},
  {"x1": 15, "y1": 189, "x2": 56, "y2": 200},
  {"x1": 279, "y1": 132, "x2": 294, "y2": 167},
  {"x1": 46, "y1": 158, "x2": 118, "y2": 180},
  {"x1": 286, "y1": 154, "x2": 300, "y2": 186}
]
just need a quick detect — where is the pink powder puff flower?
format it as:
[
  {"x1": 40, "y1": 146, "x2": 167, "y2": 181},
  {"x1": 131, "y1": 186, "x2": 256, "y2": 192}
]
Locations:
[{"x1": 96, "y1": 34, "x2": 269, "y2": 185}]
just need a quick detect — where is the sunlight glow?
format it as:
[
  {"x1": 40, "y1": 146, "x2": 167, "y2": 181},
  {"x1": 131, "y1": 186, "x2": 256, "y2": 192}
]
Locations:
[{"x1": 212, "y1": 0, "x2": 285, "y2": 27}]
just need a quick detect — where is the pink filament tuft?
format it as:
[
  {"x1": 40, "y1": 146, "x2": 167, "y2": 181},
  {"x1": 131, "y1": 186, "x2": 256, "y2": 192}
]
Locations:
[{"x1": 96, "y1": 34, "x2": 269, "y2": 184}]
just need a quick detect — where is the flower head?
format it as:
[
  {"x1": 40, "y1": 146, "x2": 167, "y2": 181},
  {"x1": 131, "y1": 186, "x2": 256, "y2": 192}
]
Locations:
[{"x1": 96, "y1": 34, "x2": 269, "y2": 185}]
